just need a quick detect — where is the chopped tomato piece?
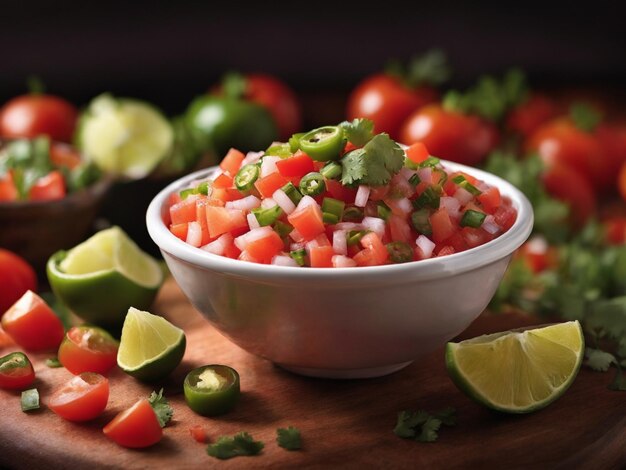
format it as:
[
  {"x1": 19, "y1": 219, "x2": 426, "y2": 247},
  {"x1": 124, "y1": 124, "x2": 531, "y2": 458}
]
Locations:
[
  {"x1": 405, "y1": 142, "x2": 430, "y2": 164},
  {"x1": 437, "y1": 245, "x2": 456, "y2": 257},
  {"x1": 360, "y1": 232, "x2": 388, "y2": 265},
  {"x1": 309, "y1": 246, "x2": 335, "y2": 267},
  {"x1": 430, "y1": 208, "x2": 456, "y2": 244},
  {"x1": 246, "y1": 230, "x2": 284, "y2": 263},
  {"x1": 494, "y1": 204, "x2": 517, "y2": 231},
  {"x1": 477, "y1": 186, "x2": 501, "y2": 214},
  {"x1": 28, "y1": 170, "x2": 66, "y2": 201},
  {"x1": 170, "y1": 195, "x2": 198, "y2": 225},
  {"x1": 0, "y1": 173, "x2": 18, "y2": 201},
  {"x1": 388, "y1": 215, "x2": 412, "y2": 243},
  {"x1": 211, "y1": 188, "x2": 243, "y2": 202},
  {"x1": 195, "y1": 198, "x2": 212, "y2": 245},
  {"x1": 254, "y1": 172, "x2": 289, "y2": 198},
  {"x1": 276, "y1": 152, "x2": 315, "y2": 178},
  {"x1": 49, "y1": 373, "x2": 109, "y2": 422},
  {"x1": 205, "y1": 206, "x2": 247, "y2": 238},
  {"x1": 287, "y1": 203, "x2": 325, "y2": 241},
  {"x1": 325, "y1": 179, "x2": 357, "y2": 204},
  {"x1": 103, "y1": 399, "x2": 162, "y2": 448},
  {"x1": 219, "y1": 148, "x2": 245, "y2": 175},
  {"x1": 213, "y1": 172, "x2": 234, "y2": 189},
  {"x1": 189, "y1": 425, "x2": 207, "y2": 444},
  {"x1": 170, "y1": 222, "x2": 189, "y2": 241}
]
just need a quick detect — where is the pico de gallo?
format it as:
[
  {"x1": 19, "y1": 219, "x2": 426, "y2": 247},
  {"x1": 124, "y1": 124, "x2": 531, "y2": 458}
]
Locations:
[{"x1": 167, "y1": 119, "x2": 517, "y2": 268}]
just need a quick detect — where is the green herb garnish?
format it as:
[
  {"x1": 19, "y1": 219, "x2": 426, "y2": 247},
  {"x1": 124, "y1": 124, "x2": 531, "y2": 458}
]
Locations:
[
  {"x1": 148, "y1": 389, "x2": 173, "y2": 428},
  {"x1": 341, "y1": 133, "x2": 404, "y2": 187},
  {"x1": 207, "y1": 432, "x2": 264, "y2": 460},
  {"x1": 277, "y1": 426, "x2": 302, "y2": 451}
]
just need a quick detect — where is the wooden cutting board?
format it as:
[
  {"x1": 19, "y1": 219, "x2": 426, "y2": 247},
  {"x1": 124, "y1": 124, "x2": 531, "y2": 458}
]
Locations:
[{"x1": 1, "y1": 278, "x2": 624, "y2": 469}]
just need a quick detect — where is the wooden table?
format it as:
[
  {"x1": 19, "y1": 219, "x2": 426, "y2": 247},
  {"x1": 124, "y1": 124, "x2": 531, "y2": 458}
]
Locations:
[{"x1": 1, "y1": 278, "x2": 625, "y2": 469}]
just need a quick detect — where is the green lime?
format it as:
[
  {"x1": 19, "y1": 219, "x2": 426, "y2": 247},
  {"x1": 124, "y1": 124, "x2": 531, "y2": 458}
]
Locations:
[
  {"x1": 445, "y1": 321, "x2": 584, "y2": 414},
  {"x1": 77, "y1": 93, "x2": 174, "y2": 179},
  {"x1": 47, "y1": 226, "x2": 163, "y2": 330},
  {"x1": 117, "y1": 307, "x2": 186, "y2": 382}
]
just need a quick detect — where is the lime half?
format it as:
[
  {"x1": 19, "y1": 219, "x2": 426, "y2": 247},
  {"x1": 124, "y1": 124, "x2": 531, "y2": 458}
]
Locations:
[
  {"x1": 78, "y1": 94, "x2": 174, "y2": 179},
  {"x1": 445, "y1": 321, "x2": 584, "y2": 413},
  {"x1": 47, "y1": 227, "x2": 164, "y2": 330},
  {"x1": 118, "y1": 307, "x2": 186, "y2": 382}
]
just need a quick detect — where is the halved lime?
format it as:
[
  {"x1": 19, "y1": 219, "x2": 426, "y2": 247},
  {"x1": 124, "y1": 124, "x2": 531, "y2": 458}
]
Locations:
[
  {"x1": 77, "y1": 93, "x2": 174, "y2": 179},
  {"x1": 445, "y1": 321, "x2": 584, "y2": 413},
  {"x1": 117, "y1": 307, "x2": 186, "y2": 382},
  {"x1": 47, "y1": 227, "x2": 163, "y2": 330}
]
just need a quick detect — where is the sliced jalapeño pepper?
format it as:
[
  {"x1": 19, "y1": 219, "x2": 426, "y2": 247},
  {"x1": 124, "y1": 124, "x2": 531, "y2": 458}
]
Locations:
[
  {"x1": 299, "y1": 126, "x2": 345, "y2": 161},
  {"x1": 183, "y1": 365, "x2": 240, "y2": 416},
  {"x1": 234, "y1": 164, "x2": 260, "y2": 191},
  {"x1": 299, "y1": 172, "x2": 326, "y2": 197}
]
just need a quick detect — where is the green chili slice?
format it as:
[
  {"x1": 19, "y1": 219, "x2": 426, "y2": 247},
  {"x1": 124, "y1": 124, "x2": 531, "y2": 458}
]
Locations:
[
  {"x1": 413, "y1": 186, "x2": 441, "y2": 210},
  {"x1": 460, "y1": 209, "x2": 486, "y2": 228},
  {"x1": 377, "y1": 201, "x2": 392, "y2": 221},
  {"x1": 299, "y1": 126, "x2": 345, "y2": 162},
  {"x1": 323, "y1": 212, "x2": 339, "y2": 224},
  {"x1": 417, "y1": 156, "x2": 441, "y2": 168},
  {"x1": 386, "y1": 241, "x2": 414, "y2": 263},
  {"x1": 290, "y1": 249, "x2": 307, "y2": 266},
  {"x1": 343, "y1": 206, "x2": 364, "y2": 222},
  {"x1": 347, "y1": 230, "x2": 369, "y2": 246},
  {"x1": 281, "y1": 182, "x2": 303, "y2": 205},
  {"x1": 299, "y1": 172, "x2": 326, "y2": 196},
  {"x1": 320, "y1": 161, "x2": 342, "y2": 180},
  {"x1": 273, "y1": 220, "x2": 293, "y2": 238},
  {"x1": 234, "y1": 164, "x2": 260, "y2": 191},
  {"x1": 21, "y1": 388, "x2": 39, "y2": 412},
  {"x1": 452, "y1": 175, "x2": 482, "y2": 196},
  {"x1": 408, "y1": 173, "x2": 421, "y2": 187},
  {"x1": 322, "y1": 197, "x2": 345, "y2": 220},
  {"x1": 265, "y1": 142, "x2": 292, "y2": 157},
  {"x1": 184, "y1": 365, "x2": 240, "y2": 416},
  {"x1": 411, "y1": 209, "x2": 433, "y2": 236},
  {"x1": 289, "y1": 133, "x2": 305, "y2": 153},
  {"x1": 251, "y1": 205, "x2": 283, "y2": 226}
]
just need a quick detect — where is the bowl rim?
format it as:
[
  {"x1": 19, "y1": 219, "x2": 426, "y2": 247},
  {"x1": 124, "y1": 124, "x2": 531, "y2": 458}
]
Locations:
[{"x1": 146, "y1": 159, "x2": 533, "y2": 282}]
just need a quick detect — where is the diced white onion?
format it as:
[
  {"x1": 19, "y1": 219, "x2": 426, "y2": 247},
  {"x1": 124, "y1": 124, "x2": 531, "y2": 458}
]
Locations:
[
  {"x1": 334, "y1": 222, "x2": 363, "y2": 231},
  {"x1": 234, "y1": 226, "x2": 273, "y2": 251},
  {"x1": 476, "y1": 181, "x2": 489, "y2": 192},
  {"x1": 241, "y1": 151, "x2": 263, "y2": 166},
  {"x1": 417, "y1": 167, "x2": 432, "y2": 184},
  {"x1": 271, "y1": 255, "x2": 299, "y2": 267},
  {"x1": 362, "y1": 217, "x2": 385, "y2": 238},
  {"x1": 453, "y1": 188, "x2": 473, "y2": 205},
  {"x1": 297, "y1": 195, "x2": 318, "y2": 210},
  {"x1": 482, "y1": 215, "x2": 500, "y2": 234},
  {"x1": 272, "y1": 189, "x2": 296, "y2": 214},
  {"x1": 416, "y1": 235, "x2": 436, "y2": 258},
  {"x1": 186, "y1": 221, "x2": 202, "y2": 247},
  {"x1": 261, "y1": 197, "x2": 278, "y2": 209},
  {"x1": 290, "y1": 242, "x2": 305, "y2": 251},
  {"x1": 247, "y1": 213, "x2": 260, "y2": 230},
  {"x1": 289, "y1": 228, "x2": 305, "y2": 242},
  {"x1": 394, "y1": 197, "x2": 413, "y2": 215},
  {"x1": 261, "y1": 156, "x2": 281, "y2": 177},
  {"x1": 332, "y1": 230, "x2": 348, "y2": 256},
  {"x1": 399, "y1": 167, "x2": 417, "y2": 180},
  {"x1": 355, "y1": 185, "x2": 371, "y2": 207},
  {"x1": 225, "y1": 195, "x2": 261, "y2": 211},
  {"x1": 202, "y1": 233, "x2": 232, "y2": 256},
  {"x1": 440, "y1": 197, "x2": 461, "y2": 219},
  {"x1": 332, "y1": 255, "x2": 357, "y2": 268}
]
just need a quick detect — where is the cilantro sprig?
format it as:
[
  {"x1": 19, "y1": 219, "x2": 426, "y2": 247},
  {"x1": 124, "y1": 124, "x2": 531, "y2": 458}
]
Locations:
[
  {"x1": 148, "y1": 389, "x2": 173, "y2": 428},
  {"x1": 386, "y1": 49, "x2": 451, "y2": 87},
  {"x1": 207, "y1": 432, "x2": 264, "y2": 460},
  {"x1": 339, "y1": 118, "x2": 374, "y2": 146},
  {"x1": 394, "y1": 407, "x2": 457, "y2": 443},
  {"x1": 341, "y1": 133, "x2": 404, "y2": 187},
  {"x1": 277, "y1": 426, "x2": 302, "y2": 451}
]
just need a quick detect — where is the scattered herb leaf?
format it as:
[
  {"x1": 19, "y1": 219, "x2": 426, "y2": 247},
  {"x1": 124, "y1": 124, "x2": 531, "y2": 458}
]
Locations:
[
  {"x1": 394, "y1": 407, "x2": 456, "y2": 442},
  {"x1": 148, "y1": 389, "x2": 173, "y2": 428},
  {"x1": 277, "y1": 426, "x2": 302, "y2": 451},
  {"x1": 207, "y1": 432, "x2": 264, "y2": 460},
  {"x1": 341, "y1": 133, "x2": 404, "y2": 187},
  {"x1": 45, "y1": 357, "x2": 63, "y2": 368},
  {"x1": 339, "y1": 118, "x2": 374, "y2": 146}
]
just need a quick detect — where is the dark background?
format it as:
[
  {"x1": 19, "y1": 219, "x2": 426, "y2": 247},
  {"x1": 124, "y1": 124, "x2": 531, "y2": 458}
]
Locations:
[{"x1": 2, "y1": 2, "x2": 625, "y2": 124}]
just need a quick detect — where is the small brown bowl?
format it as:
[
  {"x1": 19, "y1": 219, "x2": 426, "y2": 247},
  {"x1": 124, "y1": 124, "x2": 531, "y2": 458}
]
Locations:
[{"x1": 0, "y1": 176, "x2": 113, "y2": 273}]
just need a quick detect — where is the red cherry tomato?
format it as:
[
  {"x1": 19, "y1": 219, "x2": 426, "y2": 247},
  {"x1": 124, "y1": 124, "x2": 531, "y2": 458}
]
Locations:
[
  {"x1": 0, "y1": 94, "x2": 78, "y2": 143},
  {"x1": 604, "y1": 216, "x2": 626, "y2": 245},
  {"x1": 516, "y1": 237, "x2": 559, "y2": 273},
  {"x1": 399, "y1": 104, "x2": 499, "y2": 166},
  {"x1": 0, "y1": 352, "x2": 35, "y2": 390},
  {"x1": 48, "y1": 372, "x2": 109, "y2": 422},
  {"x1": 542, "y1": 162, "x2": 596, "y2": 226},
  {"x1": 0, "y1": 249, "x2": 37, "y2": 316},
  {"x1": 596, "y1": 122, "x2": 626, "y2": 184},
  {"x1": 58, "y1": 326, "x2": 119, "y2": 375},
  {"x1": 103, "y1": 399, "x2": 163, "y2": 448},
  {"x1": 1, "y1": 290, "x2": 64, "y2": 351},
  {"x1": 28, "y1": 170, "x2": 66, "y2": 201},
  {"x1": 526, "y1": 117, "x2": 607, "y2": 190},
  {"x1": 506, "y1": 93, "x2": 562, "y2": 138},
  {"x1": 347, "y1": 74, "x2": 438, "y2": 141}
]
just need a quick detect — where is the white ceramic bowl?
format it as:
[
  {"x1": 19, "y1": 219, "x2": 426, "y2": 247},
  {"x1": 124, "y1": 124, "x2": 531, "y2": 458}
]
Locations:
[{"x1": 147, "y1": 161, "x2": 533, "y2": 379}]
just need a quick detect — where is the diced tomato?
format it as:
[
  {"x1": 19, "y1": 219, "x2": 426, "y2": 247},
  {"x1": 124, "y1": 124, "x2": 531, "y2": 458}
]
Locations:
[
  {"x1": 353, "y1": 248, "x2": 378, "y2": 266},
  {"x1": 388, "y1": 215, "x2": 412, "y2": 243},
  {"x1": 170, "y1": 196, "x2": 198, "y2": 225},
  {"x1": 48, "y1": 373, "x2": 109, "y2": 422},
  {"x1": 1, "y1": 290, "x2": 64, "y2": 351},
  {"x1": 477, "y1": 186, "x2": 501, "y2": 214},
  {"x1": 444, "y1": 232, "x2": 468, "y2": 252},
  {"x1": 211, "y1": 188, "x2": 242, "y2": 202},
  {"x1": 103, "y1": 399, "x2": 163, "y2": 448},
  {"x1": 28, "y1": 170, "x2": 65, "y2": 201},
  {"x1": 189, "y1": 425, "x2": 207, "y2": 444},
  {"x1": 369, "y1": 186, "x2": 390, "y2": 201},
  {"x1": 287, "y1": 203, "x2": 325, "y2": 241},
  {"x1": 205, "y1": 206, "x2": 247, "y2": 238},
  {"x1": 168, "y1": 191, "x2": 182, "y2": 206},
  {"x1": 223, "y1": 239, "x2": 242, "y2": 259},
  {"x1": 360, "y1": 232, "x2": 388, "y2": 265},
  {"x1": 342, "y1": 142, "x2": 358, "y2": 154},
  {"x1": 0, "y1": 173, "x2": 18, "y2": 201},
  {"x1": 430, "y1": 208, "x2": 456, "y2": 244},
  {"x1": 170, "y1": 223, "x2": 189, "y2": 241},
  {"x1": 325, "y1": 179, "x2": 357, "y2": 204},
  {"x1": 254, "y1": 172, "x2": 289, "y2": 198},
  {"x1": 437, "y1": 245, "x2": 456, "y2": 257},
  {"x1": 309, "y1": 246, "x2": 335, "y2": 267},
  {"x1": 212, "y1": 172, "x2": 234, "y2": 189},
  {"x1": 276, "y1": 152, "x2": 315, "y2": 178},
  {"x1": 246, "y1": 230, "x2": 284, "y2": 263},
  {"x1": 460, "y1": 227, "x2": 493, "y2": 248},
  {"x1": 195, "y1": 198, "x2": 212, "y2": 245},
  {"x1": 50, "y1": 143, "x2": 82, "y2": 169},
  {"x1": 405, "y1": 142, "x2": 430, "y2": 164},
  {"x1": 219, "y1": 148, "x2": 245, "y2": 175},
  {"x1": 494, "y1": 204, "x2": 517, "y2": 231}
]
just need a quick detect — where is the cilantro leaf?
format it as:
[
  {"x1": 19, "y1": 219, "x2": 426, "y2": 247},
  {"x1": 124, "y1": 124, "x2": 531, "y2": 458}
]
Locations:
[
  {"x1": 417, "y1": 417, "x2": 442, "y2": 443},
  {"x1": 393, "y1": 410, "x2": 429, "y2": 438},
  {"x1": 207, "y1": 432, "x2": 264, "y2": 460},
  {"x1": 609, "y1": 365, "x2": 626, "y2": 391},
  {"x1": 340, "y1": 118, "x2": 374, "y2": 146},
  {"x1": 394, "y1": 408, "x2": 455, "y2": 442},
  {"x1": 148, "y1": 389, "x2": 173, "y2": 428},
  {"x1": 341, "y1": 133, "x2": 404, "y2": 187},
  {"x1": 386, "y1": 49, "x2": 451, "y2": 87},
  {"x1": 276, "y1": 426, "x2": 302, "y2": 451},
  {"x1": 585, "y1": 348, "x2": 616, "y2": 372},
  {"x1": 434, "y1": 406, "x2": 457, "y2": 426},
  {"x1": 570, "y1": 103, "x2": 601, "y2": 133}
]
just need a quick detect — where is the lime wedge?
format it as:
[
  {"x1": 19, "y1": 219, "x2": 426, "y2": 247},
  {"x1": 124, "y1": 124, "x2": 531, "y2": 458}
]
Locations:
[
  {"x1": 118, "y1": 307, "x2": 186, "y2": 382},
  {"x1": 445, "y1": 321, "x2": 584, "y2": 413},
  {"x1": 78, "y1": 94, "x2": 174, "y2": 179},
  {"x1": 47, "y1": 227, "x2": 164, "y2": 330}
]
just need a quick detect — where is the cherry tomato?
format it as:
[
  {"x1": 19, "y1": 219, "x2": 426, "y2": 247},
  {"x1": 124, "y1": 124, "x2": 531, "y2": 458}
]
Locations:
[
  {"x1": 28, "y1": 170, "x2": 66, "y2": 201},
  {"x1": 347, "y1": 74, "x2": 438, "y2": 141},
  {"x1": 0, "y1": 249, "x2": 37, "y2": 316},
  {"x1": 506, "y1": 93, "x2": 561, "y2": 138},
  {"x1": 542, "y1": 162, "x2": 596, "y2": 226},
  {"x1": 596, "y1": 122, "x2": 626, "y2": 185},
  {"x1": 526, "y1": 117, "x2": 607, "y2": 191},
  {"x1": 399, "y1": 104, "x2": 499, "y2": 166},
  {"x1": 48, "y1": 372, "x2": 109, "y2": 422},
  {"x1": 0, "y1": 352, "x2": 35, "y2": 390},
  {"x1": 516, "y1": 237, "x2": 559, "y2": 273},
  {"x1": 103, "y1": 399, "x2": 163, "y2": 448},
  {"x1": 604, "y1": 216, "x2": 626, "y2": 245},
  {"x1": 1, "y1": 290, "x2": 64, "y2": 351},
  {"x1": 58, "y1": 326, "x2": 119, "y2": 375},
  {"x1": 0, "y1": 94, "x2": 78, "y2": 143}
]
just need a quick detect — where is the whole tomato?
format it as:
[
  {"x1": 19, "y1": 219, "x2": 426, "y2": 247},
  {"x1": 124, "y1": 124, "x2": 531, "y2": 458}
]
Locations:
[
  {"x1": 0, "y1": 249, "x2": 37, "y2": 316},
  {"x1": 213, "y1": 73, "x2": 302, "y2": 140},
  {"x1": 399, "y1": 104, "x2": 499, "y2": 166},
  {"x1": 596, "y1": 122, "x2": 626, "y2": 184},
  {"x1": 0, "y1": 94, "x2": 77, "y2": 143},
  {"x1": 506, "y1": 93, "x2": 561, "y2": 138},
  {"x1": 346, "y1": 50, "x2": 449, "y2": 140},
  {"x1": 542, "y1": 162, "x2": 596, "y2": 227}
]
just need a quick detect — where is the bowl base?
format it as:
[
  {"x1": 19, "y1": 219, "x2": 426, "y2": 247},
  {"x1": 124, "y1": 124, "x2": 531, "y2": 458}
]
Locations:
[{"x1": 276, "y1": 361, "x2": 413, "y2": 379}]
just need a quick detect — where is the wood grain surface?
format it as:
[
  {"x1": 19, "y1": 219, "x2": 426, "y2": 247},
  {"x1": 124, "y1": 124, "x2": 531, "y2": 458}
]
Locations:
[{"x1": 1, "y1": 278, "x2": 624, "y2": 470}]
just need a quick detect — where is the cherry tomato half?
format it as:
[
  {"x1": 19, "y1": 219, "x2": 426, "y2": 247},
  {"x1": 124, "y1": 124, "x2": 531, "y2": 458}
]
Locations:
[
  {"x1": 0, "y1": 352, "x2": 35, "y2": 390},
  {"x1": 0, "y1": 249, "x2": 37, "y2": 316},
  {"x1": 48, "y1": 372, "x2": 109, "y2": 422},
  {"x1": 58, "y1": 326, "x2": 119, "y2": 376},
  {"x1": 103, "y1": 399, "x2": 163, "y2": 448},
  {"x1": 1, "y1": 290, "x2": 64, "y2": 351},
  {"x1": 0, "y1": 94, "x2": 78, "y2": 143}
]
